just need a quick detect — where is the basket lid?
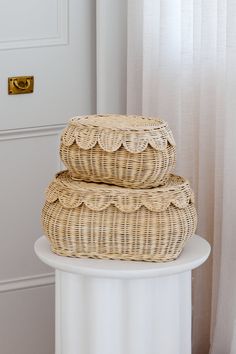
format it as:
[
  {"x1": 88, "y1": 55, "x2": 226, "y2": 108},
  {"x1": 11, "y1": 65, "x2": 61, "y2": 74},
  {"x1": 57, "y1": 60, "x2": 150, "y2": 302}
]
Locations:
[
  {"x1": 61, "y1": 114, "x2": 176, "y2": 153},
  {"x1": 45, "y1": 171, "x2": 194, "y2": 213}
]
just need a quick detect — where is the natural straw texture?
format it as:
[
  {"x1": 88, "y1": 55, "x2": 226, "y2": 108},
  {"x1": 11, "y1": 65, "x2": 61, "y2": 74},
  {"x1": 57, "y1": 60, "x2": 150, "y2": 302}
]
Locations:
[
  {"x1": 60, "y1": 114, "x2": 176, "y2": 188},
  {"x1": 42, "y1": 171, "x2": 197, "y2": 262}
]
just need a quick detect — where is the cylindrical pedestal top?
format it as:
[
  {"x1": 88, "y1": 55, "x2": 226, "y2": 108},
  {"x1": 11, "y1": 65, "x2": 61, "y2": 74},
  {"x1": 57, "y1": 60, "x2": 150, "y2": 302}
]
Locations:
[{"x1": 35, "y1": 235, "x2": 210, "y2": 278}]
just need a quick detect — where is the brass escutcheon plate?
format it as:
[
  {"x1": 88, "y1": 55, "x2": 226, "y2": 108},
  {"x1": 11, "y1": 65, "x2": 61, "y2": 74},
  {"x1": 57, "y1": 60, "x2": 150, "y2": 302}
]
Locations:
[{"x1": 8, "y1": 76, "x2": 34, "y2": 95}]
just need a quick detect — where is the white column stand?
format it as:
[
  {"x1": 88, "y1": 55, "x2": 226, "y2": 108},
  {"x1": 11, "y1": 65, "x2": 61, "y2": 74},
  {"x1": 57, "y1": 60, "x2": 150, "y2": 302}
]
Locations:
[{"x1": 35, "y1": 235, "x2": 210, "y2": 354}]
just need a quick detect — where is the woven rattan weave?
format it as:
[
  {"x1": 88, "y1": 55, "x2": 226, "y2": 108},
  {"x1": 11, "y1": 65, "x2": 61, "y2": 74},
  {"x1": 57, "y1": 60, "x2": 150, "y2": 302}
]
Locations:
[
  {"x1": 60, "y1": 114, "x2": 176, "y2": 188},
  {"x1": 42, "y1": 171, "x2": 197, "y2": 262}
]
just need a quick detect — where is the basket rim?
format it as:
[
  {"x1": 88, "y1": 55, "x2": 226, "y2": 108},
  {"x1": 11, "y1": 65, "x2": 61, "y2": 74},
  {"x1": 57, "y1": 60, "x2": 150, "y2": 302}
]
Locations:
[
  {"x1": 70, "y1": 114, "x2": 167, "y2": 131},
  {"x1": 61, "y1": 115, "x2": 176, "y2": 153},
  {"x1": 45, "y1": 171, "x2": 195, "y2": 212}
]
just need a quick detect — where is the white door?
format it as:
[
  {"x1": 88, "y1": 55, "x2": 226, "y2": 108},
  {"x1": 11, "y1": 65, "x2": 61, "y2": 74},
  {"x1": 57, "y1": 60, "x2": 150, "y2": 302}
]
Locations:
[{"x1": 0, "y1": 1, "x2": 96, "y2": 353}]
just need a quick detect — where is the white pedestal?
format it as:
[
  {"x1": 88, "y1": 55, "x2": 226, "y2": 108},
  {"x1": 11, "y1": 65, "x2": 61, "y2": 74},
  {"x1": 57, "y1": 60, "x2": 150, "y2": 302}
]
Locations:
[{"x1": 35, "y1": 235, "x2": 210, "y2": 354}]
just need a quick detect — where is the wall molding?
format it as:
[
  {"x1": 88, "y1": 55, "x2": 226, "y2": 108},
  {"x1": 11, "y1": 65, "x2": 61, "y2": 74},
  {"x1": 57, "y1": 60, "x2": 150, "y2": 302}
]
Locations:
[
  {"x1": 0, "y1": 124, "x2": 65, "y2": 290},
  {"x1": 0, "y1": 0, "x2": 68, "y2": 50},
  {"x1": 0, "y1": 123, "x2": 66, "y2": 178},
  {"x1": 0, "y1": 273, "x2": 55, "y2": 293},
  {"x1": 0, "y1": 124, "x2": 65, "y2": 141}
]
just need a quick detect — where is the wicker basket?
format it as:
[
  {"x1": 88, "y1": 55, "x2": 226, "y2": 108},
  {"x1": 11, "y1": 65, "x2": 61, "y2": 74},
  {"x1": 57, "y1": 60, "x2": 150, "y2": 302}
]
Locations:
[
  {"x1": 41, "y1": 171, "x2": 197, "y2": 262},
  {"x1": 60, "y1": 114, "x2": 176, "y2": 188}
]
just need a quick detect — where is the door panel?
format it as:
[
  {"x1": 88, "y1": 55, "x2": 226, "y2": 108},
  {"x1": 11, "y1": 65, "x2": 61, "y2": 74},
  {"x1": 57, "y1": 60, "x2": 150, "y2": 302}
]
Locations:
[
  {"x1": 0, "y1": 0, "x2": 66, "y2": 49},
  {"x1": 0, "y1": 0, "x2": 96, "y2": 130},
  {"x1": 0, "y1": 127, "x2": 62, "y2": 280}
]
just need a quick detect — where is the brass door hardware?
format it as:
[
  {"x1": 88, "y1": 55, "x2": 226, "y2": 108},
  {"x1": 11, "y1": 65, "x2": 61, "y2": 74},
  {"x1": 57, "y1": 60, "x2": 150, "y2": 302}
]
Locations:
[{"x1": 8, "y1": 76, "x2": 34, "y2": 95}]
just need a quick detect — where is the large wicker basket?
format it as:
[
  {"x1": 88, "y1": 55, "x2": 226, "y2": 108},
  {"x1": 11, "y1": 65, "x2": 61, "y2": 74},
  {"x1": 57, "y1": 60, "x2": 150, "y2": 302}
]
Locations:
[
  {"x1": 41, "y1": 171, "x2": 197, "y2": 262},
  {"x1": 60, "y1": 114, "x2": 176, "y2": 188}
]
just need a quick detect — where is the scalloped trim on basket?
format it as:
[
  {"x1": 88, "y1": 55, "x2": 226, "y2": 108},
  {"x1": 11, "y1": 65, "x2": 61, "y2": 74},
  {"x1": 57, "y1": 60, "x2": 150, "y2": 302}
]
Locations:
[
  {"x1": 45, "y1": 171, "x2": 195, "y2": 213},
  {"x1": 61, "y1": 115, "x2": 176, "y2": 153}
]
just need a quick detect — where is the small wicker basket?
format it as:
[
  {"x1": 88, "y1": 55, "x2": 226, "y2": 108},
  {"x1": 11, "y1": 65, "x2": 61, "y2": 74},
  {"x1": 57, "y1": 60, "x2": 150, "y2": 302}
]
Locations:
[
  {"x1": 60, "y1": 114, "x2": 176, "y2": 188},
  {"x1": 42, "y1": 171, "x2": 197, "y2": 262}
]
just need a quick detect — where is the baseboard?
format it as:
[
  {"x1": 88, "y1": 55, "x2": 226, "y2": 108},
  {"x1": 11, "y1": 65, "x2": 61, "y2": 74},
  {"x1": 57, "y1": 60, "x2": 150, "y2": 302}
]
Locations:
[{"x1": 0, "y1": 272, "x2": 55, "y2": 293}]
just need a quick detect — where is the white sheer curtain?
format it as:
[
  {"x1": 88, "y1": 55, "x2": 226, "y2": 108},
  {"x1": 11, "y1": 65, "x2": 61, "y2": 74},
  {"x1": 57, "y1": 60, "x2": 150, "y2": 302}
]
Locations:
[{"x1": 126, "y1": 1, "x2": 236, "y2": 353}]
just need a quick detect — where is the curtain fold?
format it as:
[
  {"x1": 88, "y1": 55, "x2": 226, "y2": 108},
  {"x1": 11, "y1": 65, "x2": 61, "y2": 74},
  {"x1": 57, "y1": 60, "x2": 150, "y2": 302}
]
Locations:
[{"x1": 126, "y1": 1, "x2": 235, "y2": 353}]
